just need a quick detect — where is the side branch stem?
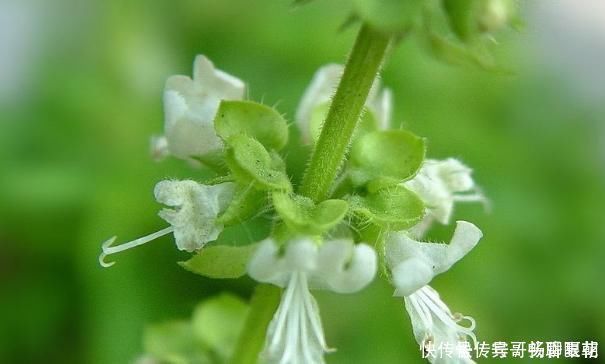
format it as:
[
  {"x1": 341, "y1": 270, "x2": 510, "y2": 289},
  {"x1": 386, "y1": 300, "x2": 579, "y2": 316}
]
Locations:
[{"x1": 230, "y1": 284, "x2": 281, "y2": 364}]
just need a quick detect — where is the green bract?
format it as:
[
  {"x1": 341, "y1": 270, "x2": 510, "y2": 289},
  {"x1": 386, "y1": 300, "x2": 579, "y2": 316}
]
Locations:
[
  {"x1": 192, "y1": 294, "x2": 249, "y2": 360},
  {"x1": 349, "y1": 130, "x2": 425, "y2": 189},
  {"x1": 272, "y1": 192, "x2": 349, "y2": 235},
  {"x1": 443, "y1": 0, "x2": 478, "y2": 42},
  {"x1": 180, "y1": 243, "x2": 258, "y2": 279},
  {"x1": 142, "y1": 294, "x2": 248, "y2": 363},
  {"x1": 353, "y1": 0, "x2": 424, "y2": 34},
  {"x1": 218, "y1": 185, "x2": 267, "y2": 226},
  {"x1": 349, "y1": 185, "x2": 424, "y2": 230},
  {"x1": 215, "y1": 100, "x2": 289, "y2": 151},
  {"x1": 225, "y1": 134, "x2": 291, "y2": 191},
  {"x1": 143, "y1": 321, "x2": 211, "y2": 364}
]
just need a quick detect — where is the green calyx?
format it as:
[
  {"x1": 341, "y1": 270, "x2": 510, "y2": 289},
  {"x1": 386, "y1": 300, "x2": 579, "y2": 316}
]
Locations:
[
  {"x1": 215, "y1": 100, "x2": 289, "y2": 151},
  {"x1": 349, "y1": 184, "x2": 425, "y2": 231},
  {"x1": 349, "y1": 129, "x2": 426, "y2": 191},
  {"x1": 224, "y1": 134, "x2": 291, "y2": 191},
  {"x1": 272, "y1": 192, "x2": 349, "y2": 236}
]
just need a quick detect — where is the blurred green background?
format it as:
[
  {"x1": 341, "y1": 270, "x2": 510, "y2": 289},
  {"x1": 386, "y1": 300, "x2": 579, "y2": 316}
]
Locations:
[{"x1": 1, "y1": 0, "x2": 604, "y2": 363}]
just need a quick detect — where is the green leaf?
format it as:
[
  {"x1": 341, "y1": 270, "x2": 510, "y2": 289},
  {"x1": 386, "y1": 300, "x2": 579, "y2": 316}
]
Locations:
[
  {"x1": 179, "y1": 243, "x2": 258, "y2": 279},
  {"x1": 353, "y1": 0, "x2": 424, "y2": 34},
  {"x1": 272, "y1": 192, "x2": 349, "y2": 235},
  {"x1": 143, "y1": 321, "x2": 211, "y2": 364},
  {"x1": 192, "y1": 294, "x2": 249, "y2": 361},
  {"x1": 215, "y1": 100, "x2": 289, "y2": 150},
  {"x1": 426, "y1": 32, "x2": 500, "y2": 71},
  {"x1": 349, "y1": 130, "x2": 425, "y2": 188},
  {"x1": 349, "y1": 185, "x2": 425, "y2": 230},
  {"x1": 442, "y1": 0, "x2": 479, "y2": 42},
  {"x1": 225, "y1": 134, "x2": 292, "y2": 191},
  {"x1": 218, "y1": 185, "x2": 267, "y2": 226}
]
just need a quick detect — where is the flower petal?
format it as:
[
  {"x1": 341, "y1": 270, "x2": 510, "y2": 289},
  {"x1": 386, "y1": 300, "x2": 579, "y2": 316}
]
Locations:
[
  {"x1": 316, "y1": 240, "x2": 377, "y2": 293},
  {"x1": 387, "y1": 221, "x2": 483, "y2": 296},
  {"x1": 154, "y1": 180, "x2": 235, "y2": 252}
]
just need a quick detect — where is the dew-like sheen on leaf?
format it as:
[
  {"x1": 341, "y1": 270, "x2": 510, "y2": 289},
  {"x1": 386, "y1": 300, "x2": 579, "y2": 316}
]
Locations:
[
  {"x1": 225, "y1": 134, "x2": 291, "y2": 191},
  {"x1": 215, "y1": 100, "x2": 289, "y2": 150},
  {"x1": 272, "y1": 192, "x2": 349, "y2": 235},
  {"x1": 349, "y1": 185, "x2": 425, "y2": 230},
  {"x1": 350, "y1": 129, "x2": 425, "y2": 188}
]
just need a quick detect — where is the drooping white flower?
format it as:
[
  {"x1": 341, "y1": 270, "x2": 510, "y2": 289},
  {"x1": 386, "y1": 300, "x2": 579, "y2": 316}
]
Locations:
[
  {"x1": 403, "y1": 285, "x2": 477, "y2": 364},
  {"x1": 248, "y1": 237, "x2": 377, "y2": 364},
  {"x1": 151, "y1": 55, "x2": 245, "y2": 161},
  {"x1": 387, "y1": 222, "x2": 481, "y2": 363},
  {"x1": 295, "y1": 64, "x2": 392, "y2": 143},
  {"x1": 404, "y1": 159, "x2": 487, "y2": 231},
  {"x1": 99, "y1": 180, "x2": 235, "y2": 267},
  {"x1": 387, "y1": 221, "x2": 483, "y2": 297}
]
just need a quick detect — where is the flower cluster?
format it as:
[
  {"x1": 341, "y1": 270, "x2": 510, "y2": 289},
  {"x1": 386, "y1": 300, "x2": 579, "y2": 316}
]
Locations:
[{"x1": 100, "y1": 54, "x2": 487, "y2": 364}]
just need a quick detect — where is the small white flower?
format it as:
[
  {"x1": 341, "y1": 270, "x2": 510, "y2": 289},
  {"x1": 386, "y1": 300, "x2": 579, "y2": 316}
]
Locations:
[
  {"x1": 403, "y1": 285, "x2": 477, "y2": 364},
  {"x1": 152, "y1": 55, "x2": 245, "y2": 160},
  {"x1": 388, "y1": 223, "x2": 481, "y2": 362},
  {"x1": 295, "y1": 64, "x2": 392, "y2": 143},
  {"x1": 387, "y1": 221, "x2": 483, "y2": 296},
  {"x1": 248, "y1": 237, "x2": 377, "y2": 364},
  {"x1": 404, "y1": 159, "x2": 487, "y2": 231},
  {"x1": 99, "y1": 180, "x2": 235, "y2": 267}
]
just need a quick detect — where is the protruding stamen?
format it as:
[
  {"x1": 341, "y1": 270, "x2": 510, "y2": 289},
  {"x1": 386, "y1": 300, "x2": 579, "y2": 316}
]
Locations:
[{"x1": 98, "y1": 226, "x2": 174, "y2": 268}]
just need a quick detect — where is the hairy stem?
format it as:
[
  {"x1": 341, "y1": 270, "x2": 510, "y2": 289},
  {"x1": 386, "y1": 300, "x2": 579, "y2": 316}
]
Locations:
[
  {"x1": 299, "y1": 24, "x2": 390, "y2": 202},
  {"x1": 230, "y1": 284, "x2": 281, "y2": 364},
  {"x1": 232, "y1": 23, "x2": 391, "y2": 364}
]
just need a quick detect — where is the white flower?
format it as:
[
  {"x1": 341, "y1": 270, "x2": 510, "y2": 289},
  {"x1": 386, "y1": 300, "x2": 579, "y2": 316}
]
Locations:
[
  {"x1": 403, "y1": 286, "x2": 477, "y2": 364},
  {"x1": 387, "y1": 221, "x2": 483, "y2": 297},
  {"x1": 248, "y1": 237, "x2": 377, "y2": 364},
  {"x1": 152, "y1": 55, "x2": 245, "y2": 160},
  {"x1": 295, "y1": 64, "x2": 392, "y2": 143},
  {"x1": 99, "y1": 180, "x2": 235, "y2": 267},
  {"x1": 404, "y1": 159, "x2": 487, "y2": 230}
]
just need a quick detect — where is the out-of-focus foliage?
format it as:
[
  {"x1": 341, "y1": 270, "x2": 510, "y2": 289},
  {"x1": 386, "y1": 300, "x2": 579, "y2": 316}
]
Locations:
[
  {"x1": 0, "y1": 0, "x2": 604, "y2": 363},
  {"x1": 140, "y1": 293, "x2": 248, "y2": 363}
]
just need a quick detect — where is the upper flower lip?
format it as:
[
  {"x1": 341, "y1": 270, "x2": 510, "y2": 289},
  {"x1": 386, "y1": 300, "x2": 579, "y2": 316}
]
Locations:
[
  {"x1": 387, "y1": 221, "x2": 483, "y2": 296},
  {"x1": 155, "y1": 55, "x2": 246, "y2": 160},
  {"x1": 247, "y1": 237, "x2": 378, "y2": 294},
  {"x1": 404, "y1": 158, "x2": 486, "y2": 225}
]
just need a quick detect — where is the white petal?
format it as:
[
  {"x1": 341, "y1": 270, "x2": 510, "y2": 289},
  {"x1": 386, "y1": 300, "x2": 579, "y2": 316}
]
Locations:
[
  {"x1": 192, "y1": 55, "x2": 245, "y2": 100},
  {"x1": 404, "y1": 286, "x2": 477, "y2": 364},
  {"x1": 368, "y1": 87, "x2": 393, "y2": 130},
  {"x1": 154, "y1": 180, "x2": 235, "y2": 252},
  {"x1": 316, "y1": 240, "x2": 377, "y2": 293},
  {"x1": 247, "y1": 238, "x2": 289, "y2": 287},
  {"x1": 285, "y1": 238, "x2": 319, "y2": 273},
  {"x1": 160, "y1": 55, "x2": 245, "y2": 160},
  {"x1": 149, "y1": 135, "x2": 169, "y2": 161},
  {"x1": 262, "y1": 272, "x2": 330, "y2": 364},
  {"x1": 435, "y1": 158, "x2": 475, "y2": 193},
  {"x1": 405, "y1": 159, "x2": 483, "y2": 226},
  {"x1": 387, "y1": 221, "x2": 482, "y2": 296}
]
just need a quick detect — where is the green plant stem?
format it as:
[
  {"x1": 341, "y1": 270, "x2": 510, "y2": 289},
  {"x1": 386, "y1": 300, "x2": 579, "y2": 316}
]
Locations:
[
  {"x1": 231, "y1": 23, "x2": 391, "y2": 364},
  {"x1": 299, "y1": 24, "x2": 390, "y2": 202},
  {"x1": 230, "y1": 284, "x2": 281, "y2": 364}
]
